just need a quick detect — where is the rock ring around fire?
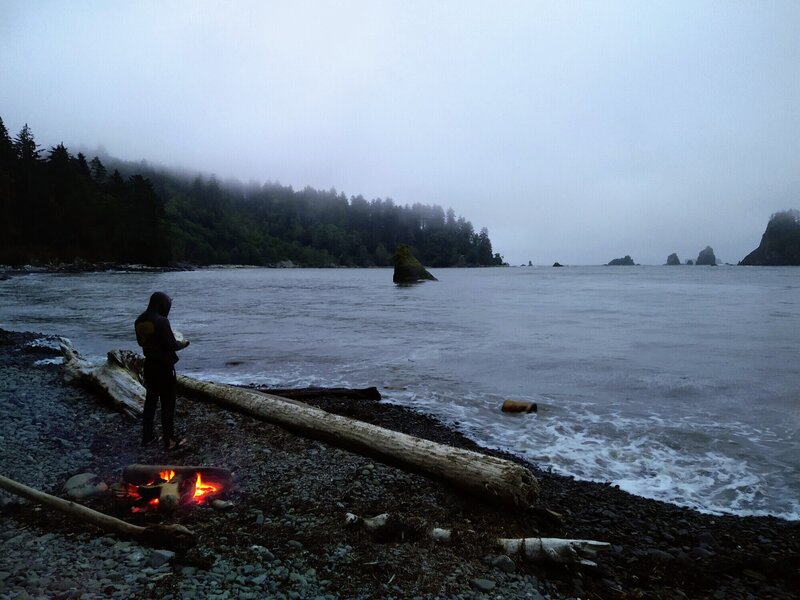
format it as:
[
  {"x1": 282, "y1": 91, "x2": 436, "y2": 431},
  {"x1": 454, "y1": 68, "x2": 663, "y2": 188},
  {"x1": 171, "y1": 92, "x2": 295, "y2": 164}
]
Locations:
[{"x1": 63, "y1": 473, "x2": 108, "y2": 499}]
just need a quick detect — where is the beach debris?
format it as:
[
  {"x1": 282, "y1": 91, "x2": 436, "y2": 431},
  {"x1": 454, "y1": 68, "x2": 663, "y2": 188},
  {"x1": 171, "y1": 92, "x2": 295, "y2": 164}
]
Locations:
[
  {"x1": 345, "y1": 511, "x2": 610, "y2": 567},
  {"x1": 501, "y1": 400, "x2": 537, "y2": 413}
]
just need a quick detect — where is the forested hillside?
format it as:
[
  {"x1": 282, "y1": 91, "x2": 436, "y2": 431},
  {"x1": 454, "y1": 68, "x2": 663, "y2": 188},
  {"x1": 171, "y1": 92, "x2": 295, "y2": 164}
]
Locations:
[{"x1": 0, "y1": 117, "x2": 504, "y2": 268}]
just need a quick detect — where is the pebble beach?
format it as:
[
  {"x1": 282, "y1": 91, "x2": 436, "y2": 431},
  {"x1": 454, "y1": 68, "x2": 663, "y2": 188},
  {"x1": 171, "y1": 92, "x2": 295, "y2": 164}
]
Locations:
[{"x1": 1, "y1": 329, "x2": 798, "y2": 599}]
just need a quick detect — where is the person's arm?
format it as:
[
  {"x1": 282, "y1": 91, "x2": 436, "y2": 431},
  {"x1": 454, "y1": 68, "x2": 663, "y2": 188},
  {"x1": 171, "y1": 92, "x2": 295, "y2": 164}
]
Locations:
[{"x1": 157, "y1": 317, "x2": 189, "y2": 352}]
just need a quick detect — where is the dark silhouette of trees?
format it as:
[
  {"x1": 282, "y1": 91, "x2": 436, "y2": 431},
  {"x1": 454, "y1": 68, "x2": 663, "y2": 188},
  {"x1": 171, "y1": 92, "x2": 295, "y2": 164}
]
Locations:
[
  {"x1": 0, "y1": 120, "x2": 171, "y2": 265},
  {"x1": 1, "y1": 115, "x2": 505, "y2": 268}
]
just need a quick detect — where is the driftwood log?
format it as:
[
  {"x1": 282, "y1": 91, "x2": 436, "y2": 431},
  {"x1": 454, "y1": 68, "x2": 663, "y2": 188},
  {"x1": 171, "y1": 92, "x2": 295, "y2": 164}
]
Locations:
[
  {"x1": 176, "y1": 375, "x2": 539, "y2": 508},
  {"x1": 345, "y1": 512, "x2": 609, "y2": 567},
  {"x1": 62, "y1": 344, "x2": 144, "y2": 418},
  {"x1": 265, "y1": 386, "x2": 381, "y2": 401},
  {"x1": 0, "y1": 473, "x2": 195, "y2": 549},
  {"x1": 85, "y1": 350, "x2": 539, "y2": 508}
]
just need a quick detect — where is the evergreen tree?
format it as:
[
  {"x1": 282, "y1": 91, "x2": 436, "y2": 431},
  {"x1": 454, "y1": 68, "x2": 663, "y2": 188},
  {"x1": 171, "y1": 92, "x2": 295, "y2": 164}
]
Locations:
[
  {"x1": 0, "y1": 117, "x2": 14, "y2": 167},
  {"x1": 14, "y1": 124, "x2": 41, "y2": 162},
  {"x1": 90, "y1": 156, "x2": 107, "y2": 182}
]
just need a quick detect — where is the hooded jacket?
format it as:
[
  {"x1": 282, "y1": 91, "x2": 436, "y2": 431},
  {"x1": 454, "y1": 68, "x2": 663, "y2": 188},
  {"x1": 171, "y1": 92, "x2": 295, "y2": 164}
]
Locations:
[{"x1": 135, "y1": 291, "x2": 185, "y2": 365}]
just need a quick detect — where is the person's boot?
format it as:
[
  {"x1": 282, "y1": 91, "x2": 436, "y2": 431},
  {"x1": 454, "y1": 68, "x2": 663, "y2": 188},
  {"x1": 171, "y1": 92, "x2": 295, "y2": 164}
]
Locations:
[{"x1": 165, "y1": 437, "x2": 188, "y2": 452}]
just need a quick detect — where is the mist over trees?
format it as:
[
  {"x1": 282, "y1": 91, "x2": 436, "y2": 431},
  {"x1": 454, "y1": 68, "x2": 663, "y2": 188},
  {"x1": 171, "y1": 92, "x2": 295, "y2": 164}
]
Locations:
[{"x1": 0, "y1": 117, "x2": 504, "y2": 268}]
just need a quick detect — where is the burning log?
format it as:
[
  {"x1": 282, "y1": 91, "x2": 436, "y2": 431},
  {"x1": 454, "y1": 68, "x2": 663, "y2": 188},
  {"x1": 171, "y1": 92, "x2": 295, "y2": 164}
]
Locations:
[
  {"x1": 345, "y1": 511, "x2": 610, "y2": 567},
  {"x1": 0, "y1": 473, "x2": 195, "y2": 549},
  {"x1": 77, "y1": 349, "x2": 539, "y2": 508},
  {"x1": 62, "y1": 344, "x2": 144, "y2": 418},
  {"x1": 123, "y1": 465, "x2": 232, "y2": 488},
  {"x1": 123, "y1": 465, "x2": 230, "y2": 512}
]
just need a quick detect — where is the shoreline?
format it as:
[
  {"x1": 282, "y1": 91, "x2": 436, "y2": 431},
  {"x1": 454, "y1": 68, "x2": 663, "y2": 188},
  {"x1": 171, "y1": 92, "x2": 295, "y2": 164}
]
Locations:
[
  {"x1": 4, "y1": 263, "x2": 796, "y2": 279},
  {"x1": 1, "y1": 328, "x2": 798, "y2": 599}
]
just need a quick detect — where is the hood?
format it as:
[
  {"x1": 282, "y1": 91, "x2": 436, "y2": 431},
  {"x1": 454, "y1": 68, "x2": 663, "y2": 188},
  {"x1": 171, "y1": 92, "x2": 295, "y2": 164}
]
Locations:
[{"x1": 147, "y1": 291, "x2": 172, "y2": 317}]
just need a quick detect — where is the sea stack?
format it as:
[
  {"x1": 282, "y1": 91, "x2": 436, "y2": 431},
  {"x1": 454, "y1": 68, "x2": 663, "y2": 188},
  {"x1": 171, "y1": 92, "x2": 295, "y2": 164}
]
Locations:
[
  {"x1": 695, "y1": 246, "x2": 717, "y2": 266},
  {"x1": 607, "y1": 255, "x2": 635, "y2": 266},
  {"x1": 739, "y1": 210, "x2": 800, "y2": 265},
  {"x1": 666, "y1": 253, "x2": 680, "y2": 265},
  {"x1": 393, "y1": 245, "x2": 437, "y2": 284}
]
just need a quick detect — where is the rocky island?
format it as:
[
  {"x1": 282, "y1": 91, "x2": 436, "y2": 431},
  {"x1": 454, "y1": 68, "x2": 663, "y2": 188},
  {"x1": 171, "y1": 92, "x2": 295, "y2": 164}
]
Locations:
[
  {"x1": 739, "y1": 210, "x2": 800, "y2": 266},
  {"x1": 392, "y1": 245, "x2": 437, "y2": 284},
  {"x1": 695, "y1": 246, "x2": 717, "y2": 266},
  {"x1": 606, "y1": 255, "x2": 635, "y2": 266}
]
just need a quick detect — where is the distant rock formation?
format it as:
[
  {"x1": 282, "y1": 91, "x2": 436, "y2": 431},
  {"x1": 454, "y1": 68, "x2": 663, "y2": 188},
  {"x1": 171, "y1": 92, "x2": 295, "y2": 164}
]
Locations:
[
  {"x1": 686, "y1": 259, "x2": 694, "y2": 265},
  {"x1": 695, "y1": 246, "x2": 717, "y2": 266},
  {"x1": 607, "y1": 255, "x2": 634, "y2": 266},
  {"x1": 393, "y1": 245, "x2": 437, "y2": 284},
  {"x1": 739, "y1": 210, "x2": 800, "y2": 266},
  {"x1": 666, "y1": 253, "x2": 680, "y2": 266},
  {"x1": 552, "y1": 262, "x2": 563, "y2": 268}
]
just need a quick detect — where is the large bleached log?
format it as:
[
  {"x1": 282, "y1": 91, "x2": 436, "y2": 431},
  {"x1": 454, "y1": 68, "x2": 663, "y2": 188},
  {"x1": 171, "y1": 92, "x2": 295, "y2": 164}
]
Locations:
[
  {"x1": 0, "y1": 473, "x2": 195, "y2": 549},
  {"x1": 177, "y1": 375, "x2": 539, "y2": 508},
  {"x1": 62, "y1": 344, "x2": 144, "y2": 418},
  {"x1": 345, "y1": 511, "x2": 609, "y2": 567}
]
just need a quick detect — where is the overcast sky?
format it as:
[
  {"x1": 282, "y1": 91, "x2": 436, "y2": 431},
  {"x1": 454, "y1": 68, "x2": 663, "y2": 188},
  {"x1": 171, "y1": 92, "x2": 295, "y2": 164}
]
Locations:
[{"x1": 2, "y1": 1, "x2": 799, "y2": 265}]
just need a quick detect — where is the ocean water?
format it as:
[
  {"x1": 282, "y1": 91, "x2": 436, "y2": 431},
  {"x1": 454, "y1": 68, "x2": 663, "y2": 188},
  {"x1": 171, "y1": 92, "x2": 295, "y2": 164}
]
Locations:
[{"x1": 1, "y1": 266, "x2": 798, "y2": 520}]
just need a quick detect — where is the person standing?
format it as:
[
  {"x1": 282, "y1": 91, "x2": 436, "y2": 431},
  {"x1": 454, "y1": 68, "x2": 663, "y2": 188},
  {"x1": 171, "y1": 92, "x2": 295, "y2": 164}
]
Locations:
[{"x1": 134, "y1": 291, "x2": 190, "y2": 451}]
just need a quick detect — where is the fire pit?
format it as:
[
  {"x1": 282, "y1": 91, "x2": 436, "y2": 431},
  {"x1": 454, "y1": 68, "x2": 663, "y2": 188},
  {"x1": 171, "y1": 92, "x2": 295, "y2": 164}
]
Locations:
[{"x1": 121, "y1": 465, "x2": 232, "y2": 513}]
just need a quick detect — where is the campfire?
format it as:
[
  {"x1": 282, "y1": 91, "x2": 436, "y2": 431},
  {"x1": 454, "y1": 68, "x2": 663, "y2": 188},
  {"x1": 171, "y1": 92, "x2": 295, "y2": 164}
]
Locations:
[{"x1": 120, "y1": 465, "x2": 231, "y2": 513}]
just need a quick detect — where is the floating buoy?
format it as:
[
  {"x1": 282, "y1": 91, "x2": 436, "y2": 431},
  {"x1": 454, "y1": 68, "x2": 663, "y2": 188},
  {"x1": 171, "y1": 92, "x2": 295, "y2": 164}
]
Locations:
[{"x1": 501, "y1": 400, "x2": 538, "y2": 414}]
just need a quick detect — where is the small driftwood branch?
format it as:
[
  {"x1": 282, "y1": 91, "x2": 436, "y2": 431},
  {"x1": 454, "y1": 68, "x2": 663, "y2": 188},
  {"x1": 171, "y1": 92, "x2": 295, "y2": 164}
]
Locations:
[
  {"x1": 345, "y1": 512, "x2": 609, "y2": 567},
  {"x1": 0, "y1": 473, "x2": 195, "y2": 549}
]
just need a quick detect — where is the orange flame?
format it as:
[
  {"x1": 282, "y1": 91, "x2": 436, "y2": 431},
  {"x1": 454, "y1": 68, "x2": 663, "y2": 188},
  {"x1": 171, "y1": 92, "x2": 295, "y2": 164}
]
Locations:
[
  {"x1": 193, "y1": 472, "x2": 220, "y2": 500},
  {"x1": 159, "y1": 469, "x2": 176, "y2": 482}
]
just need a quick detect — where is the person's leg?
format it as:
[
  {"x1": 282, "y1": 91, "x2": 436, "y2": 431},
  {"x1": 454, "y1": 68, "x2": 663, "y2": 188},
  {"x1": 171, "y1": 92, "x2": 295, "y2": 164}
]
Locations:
[
  {"x1": 142, "y1": 362, "x2": 159, "y2": 444},
  {"x1": 161, "y1": 367, "x2": 177, "y2": 447}
]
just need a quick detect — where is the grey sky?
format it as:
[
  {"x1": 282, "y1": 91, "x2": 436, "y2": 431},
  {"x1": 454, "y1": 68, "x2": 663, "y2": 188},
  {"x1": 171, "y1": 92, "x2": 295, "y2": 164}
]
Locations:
[{"x1": 2, "y1": 1, "x2": 799, "y2": 265}]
